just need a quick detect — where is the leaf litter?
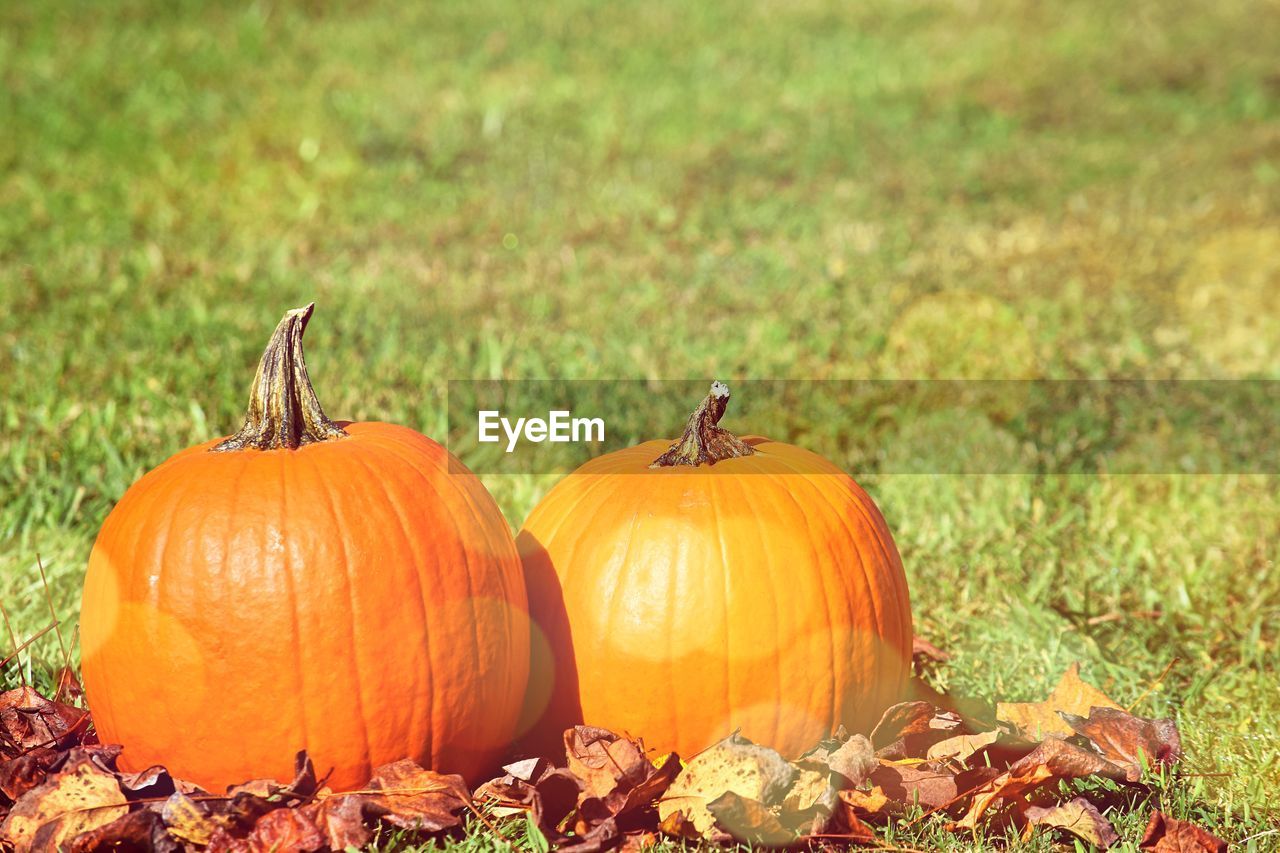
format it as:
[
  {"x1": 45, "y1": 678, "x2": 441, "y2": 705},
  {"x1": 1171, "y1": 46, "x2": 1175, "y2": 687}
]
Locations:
[{"x1": 0, "y1": 646, "x2": 1227, "y2": 851}]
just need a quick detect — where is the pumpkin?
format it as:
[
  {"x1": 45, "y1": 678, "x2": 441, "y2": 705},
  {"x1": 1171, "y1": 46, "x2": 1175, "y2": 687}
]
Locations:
[
  {"x1": 80, "y1": 305, "x2": 529, "y2": 791},
  {"x1": 517, "y1": 382, "x2": 911, "y2": 759}
]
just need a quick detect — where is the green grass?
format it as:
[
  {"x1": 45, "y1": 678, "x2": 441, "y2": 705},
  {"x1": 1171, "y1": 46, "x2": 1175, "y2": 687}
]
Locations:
[{"x1": 2, "y1": 0, "x2": 1279, "y2": 848}]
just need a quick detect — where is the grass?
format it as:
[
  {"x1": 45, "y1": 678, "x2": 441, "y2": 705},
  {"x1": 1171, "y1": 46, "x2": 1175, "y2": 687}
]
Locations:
[{"x1": 2, "y1": 0, "x2": 1279, "y2": 848}]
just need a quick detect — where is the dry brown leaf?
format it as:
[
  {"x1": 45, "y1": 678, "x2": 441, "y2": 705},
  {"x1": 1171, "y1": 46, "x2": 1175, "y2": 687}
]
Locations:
[
  {"x1": 926, "y1": 731, "x2": 1001, "y2": 765},
  {"x1": 0, "y1": 687, "x2": 92, "y2": 757},
  {"x1": 564, "y1": 726, "x2": 680, "y2": 830},
  {"x1": 780, "y1": 767, "x2": 833, "y2": 816},
  {"x1": 657, "y1": 733, "x2": 794, "y2": 836},
  {"x1": 997, "y1": 663, "x2": 1122, "y2": 739},
  {"x1": 117, "y1": 764, "x2": 175, "y2": 800},
  {"x1": 705, "y1": 791, "x2": 794, "y2": 847},
  {"x1": 1061, "y1": 707, "x2": 1182, "y2": 781},
  {"x1": 870, "y1": 702, "x2": 965, "y2": 759},
  {"x1": 69, "y1": 808, "x2": 181, "y2": 853},
  {"x1": 618, "y1": 829, "x2": 659, "y2": 853},
  {"x1": 868, "y1": 763, "x2": 959, "y2": 813},
  {"x1": 656, "y1": 808, "x2": 700, "y2": 840},
  {"x1": 356, "y1": 760, "x2": 470, "y2": 833},
  {"x1": 839, "y1": 809, "x2": 878, "y2": 844},
  {"x1": 226, "y1": 779, "x2": 277, "y2": 798},
  {"x1": 1024, "y1": 796, "x2": 1119, "y2": 848},
  {"x1": 0, "y1": 757, "x2": 127, "y2": 852},
  {"x1": 778, "y1": 766, "x2": 838, "y2": 836},
  {"x1": 610, "y1": 752, "x2": 681, "y2": 819},
  {"x1": 912, "y1": 635, "x2": 951, "y2": 664},
  {"x1": 54, "y1": 667, "x2": 85, "y2": 706},
  {"x1": 837, "y1": 786, "x2": 890, "y2": 818},
  {"x1": 561, "y1": 815, "x2": 620, "y2": 853},
  {"x1": 565, "y1": 726, "x2": 651, "y2": 801},
  {"x1": 312, "y1": 793, "x2": 372, "y2": 850},
  {"x1": 1139, "y1": 810, "x2": 1228, "y2": 852},
  {"x1": 246, "y1": 807, "x2": 325, "y2": 852},
  {"x1": 951, "y1": 737, "x2": 1125, "y2": 830},
  {"x1": 0, "y1": 748, "x2": 60, "y2": 802},
  {"x1": 826, "y1": 734, "x2": 877, "y2": 788}
]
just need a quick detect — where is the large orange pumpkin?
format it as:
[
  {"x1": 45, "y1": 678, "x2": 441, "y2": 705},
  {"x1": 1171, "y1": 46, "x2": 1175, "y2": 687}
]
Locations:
[
  {"x1": 518, "y1": 382, "x2": 911, "y2": 759},
  {"x1": 80, "y1": 305, "x2": 529, "y2": 791}
]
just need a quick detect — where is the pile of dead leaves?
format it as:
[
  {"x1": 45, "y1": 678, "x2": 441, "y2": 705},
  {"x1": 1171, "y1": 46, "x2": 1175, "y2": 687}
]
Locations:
[
  {"x1": 0, "y1": 661, "x2": 1229, "y2": 852},
  {"x1": 0, "y1": 683, "x2": 470, "y2": 853}
]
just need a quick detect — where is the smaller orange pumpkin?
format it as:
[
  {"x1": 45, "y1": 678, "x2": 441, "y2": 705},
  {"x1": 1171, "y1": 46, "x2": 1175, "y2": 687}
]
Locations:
[{"x1": 518, "y1": 382, "x2": 912, "y2": 760}]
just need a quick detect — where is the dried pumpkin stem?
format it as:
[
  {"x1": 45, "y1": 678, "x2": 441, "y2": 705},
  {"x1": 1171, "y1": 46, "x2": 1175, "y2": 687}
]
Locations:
[
  {"x1": 212, "y1": 303, "x2": 347, "y2": 452},
  {"x1": 650, "y1": 381, "x2": 755, "y2": 468}
]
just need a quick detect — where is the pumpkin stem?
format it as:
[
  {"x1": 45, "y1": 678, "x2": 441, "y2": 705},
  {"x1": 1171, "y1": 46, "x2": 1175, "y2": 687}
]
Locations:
[
  {"x1": 650, "y1": 381, "x2": 755, "y2": 468},
  {"x1": 212, "y1": 303, "x2": 348, "y2": 452}
]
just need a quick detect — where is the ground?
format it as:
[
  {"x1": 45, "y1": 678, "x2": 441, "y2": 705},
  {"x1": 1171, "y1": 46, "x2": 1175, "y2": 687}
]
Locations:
[{"x1": 1, "y1": 0, "x2": 1279, "y2": 849}]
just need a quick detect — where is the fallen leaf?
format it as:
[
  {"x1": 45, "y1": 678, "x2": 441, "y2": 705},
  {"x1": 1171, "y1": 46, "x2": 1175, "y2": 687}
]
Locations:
[
  {"x1": 565, "y1": 726, "x2": 650, "y2": 801},
  {"x1": 0, "y1": 748, "x2": 60, "y2": 802},
  {"x1": 1061, "y1": 707, "x2": 1182, "y2": 781},
  {"x1": 781, "y1": 766, "x2": 834, "y2": 816},
  {"x1": 0, "y1": 687, "x2": 92, "y2": 757},
  {"x1": 870, "y1": 702, "x2": 965, "y2": 759},
  {"x1": 357, "y1": 759, "x2": 470, "y2": 833},
  {"x1": 54, "y1": 668, "x2": 85, "y2": 706},
  {"x1": 528, "y1": 767, "x2": 584, "y2": 837},
  {"x1": 563, "y1": 725, "x2": 680, "y2": 830},
  {"x1": 1139, "y1": 810, "x2": 1228, "y2": 853},
  {"x1": 801, "y1": 732, "x2": 878, "y2": 789},
  {"x1": 997, "y1": 663, "x2": 1122, "y2": 739},
  {"x1": 837, "y1": 786, "x2": 890, "y2": 819},
  {"x1": 477, "y1": 764, "x2": 584, "y2": 842},
  {"x1": 868, "y1": 763, "x2": 960, "y2": 813},
  {"x1": 162, "y1": 790, "x2": 221, "y2": 846},
  {"x1": 656, "y1": 808, "x2": 699, "y2": 840},
  {"x1": 246, "y1": 807, "x2": 325, "y2": 852},
  {"x1": 912, "y1": 636, "x2": 951, "y2": 664},
  {"x1": 618, "y1": 829, "x2": 658, "y2": 853},
  {"x1": 312, "y1": 793, "x2": 371, "y2": 850},
  {"x1": 1024, "y1": 796, "x2": 1119, "y2": 848},
  {"x1": 839, "y1": 809, "x2": 878, "y2": 844},
  {"x1": 705, "y1": 791, "x2": 794, "y2": 846},
  {"x1": 560, "y1": 815, "x2": 619, "y2": 853},
  {"x1": 117, "y1": 765, "x2": 175, "y2": 800},
  {"x1": 609, "y1": 752, "x2": 681, "y2": 821},
  {"x1": 926, "y1": 731, "x2": 1001, "y2": 765},
  {"x1": 778, "y1": 766, "x2": 838, "y2": 835},
  {"x1": 226, "y1": 778, "x2": 275, "y2": 798},
  {"x1": 65, "y1": 745, "x2": 124, "y2": 777},
  {"x1": 657, "y1": 733, "x2": 795, "y2": 836},
  {"x1": 0, "y1": 757, "x2": 127, "y2": 852},
  {"x1": 69, "y1": 808, "x2": 181, "y2": 853},
  {"x1": 951, "y1": 737, "x2": 1125, "y2": 829},
  {"x1": 503, "y1": 757, "x2": 548, "y2": 783}
]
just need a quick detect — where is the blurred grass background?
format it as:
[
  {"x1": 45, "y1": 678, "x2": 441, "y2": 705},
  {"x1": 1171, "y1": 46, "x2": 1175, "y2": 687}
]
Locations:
[{"x1": 2, "y1": 0, "x2": 1278, "y2": 846}]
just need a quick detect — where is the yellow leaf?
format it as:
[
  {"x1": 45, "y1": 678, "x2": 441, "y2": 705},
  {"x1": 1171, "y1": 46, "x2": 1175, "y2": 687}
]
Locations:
[
  {"x1": 161, "y1": 791, "x2": 220, "y2": 845},
  {"x1": 0, "y1": 758, "x2": 127, "y2": 853},
  {"x1": 996, "y1": 663, "x2": 1122, "y2": 739},
  {"x1": 926, "y1": 731, "x2": 1001, "y2": 764},
  {"x1": 656, "y1": 733, "x2": 794, "y2": 837}
]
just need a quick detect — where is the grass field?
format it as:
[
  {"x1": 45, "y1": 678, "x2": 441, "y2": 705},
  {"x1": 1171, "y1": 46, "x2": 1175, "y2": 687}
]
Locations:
[{"x1": 2, "y1": 0, "x2": 1279, "y2": 848}]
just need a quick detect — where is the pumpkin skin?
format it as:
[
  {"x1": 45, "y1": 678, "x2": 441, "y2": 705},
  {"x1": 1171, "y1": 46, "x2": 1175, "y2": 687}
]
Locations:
[
  {"x1": 80, "y1": 307, "x2": 528, "y2": 791},
  {"x1": 518, "y1": 389, "x2": 911, "y2": 760}
]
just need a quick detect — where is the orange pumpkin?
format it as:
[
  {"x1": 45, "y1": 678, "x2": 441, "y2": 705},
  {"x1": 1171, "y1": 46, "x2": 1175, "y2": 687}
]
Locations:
[
  {"x1": 518, "y1": 382, "x2": 911, "y2": 759},
  {"x1": 80, "y1": 305, "x2": 528, "y2": 791}
]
